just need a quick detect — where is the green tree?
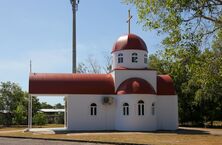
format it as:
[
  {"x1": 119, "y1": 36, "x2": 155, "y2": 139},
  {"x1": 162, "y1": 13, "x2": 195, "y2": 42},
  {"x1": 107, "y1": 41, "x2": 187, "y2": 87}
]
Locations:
[
  {"x1": 124, "y1": 0, "x2": 222, "y2": 47},
  {"x1": 192, "y1": 29, "x2": 222, "y2": 126},
  {"x1": 77, "y1": 56, "x2": 102, "y2": 74},
  {"x1": 124, "y1": 0, "x2": 222, "y2": 126},
  {"x1": 40, "y1": 102, "x2": 53, "y2": 109},
  {"x1": 149, "y1": 41, "x2": 222, "y2": 126},
  {"x1": 54, "y1": 103, "x2": 64, "y2": 109},
  {"x1": 0, "y1": 82, "x2": 25, "y2": 126},
  {"x1": 22, "y1": 92, "x2": 41, "y2": 116},
  {"x1": 0, "y1": 82, "x2": 42, "y2": 126},
  {"x1": 149, "y1": 46, "x2": 203, "y2": 125},
  {"x1": 32, "y1": 96, "x2": 41, "y2": 115},
  {"x1": 212, "y1": 27, "x2": 222, "y2": 53},
  {"x1": 13, "y1": 104, "x2": 26, "y2": 125},
  {"x1": 33, "y1": 112, "x2": 47, "y2": 126},
  {"x1": 77, "y1": 55, "x2": 112, "y2": 74}
]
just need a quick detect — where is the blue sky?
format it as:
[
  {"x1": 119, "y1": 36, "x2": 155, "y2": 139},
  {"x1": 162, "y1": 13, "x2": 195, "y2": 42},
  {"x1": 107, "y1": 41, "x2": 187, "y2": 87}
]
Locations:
[{"x1": 0, "y1": 0, "x2": 164, "y2": 105}]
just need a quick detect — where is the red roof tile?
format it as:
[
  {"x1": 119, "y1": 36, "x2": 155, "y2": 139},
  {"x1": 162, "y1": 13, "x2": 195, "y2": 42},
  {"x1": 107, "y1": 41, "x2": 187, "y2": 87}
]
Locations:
[
  {"x1": 112, "y1": 34, "x2": 148, "y2": 53},
  {"x1": 29, "y1": 73, "x2": 176, "y2": 96},
  {"x1": 29, "y1": 73, "x2": 115, "y2": 95},
  {"x1": 117, "y1": 78, "x2": 156, "y2": 95},
  {"x1": 157, "y1": 75, "x2": 176, "y2": 95}
]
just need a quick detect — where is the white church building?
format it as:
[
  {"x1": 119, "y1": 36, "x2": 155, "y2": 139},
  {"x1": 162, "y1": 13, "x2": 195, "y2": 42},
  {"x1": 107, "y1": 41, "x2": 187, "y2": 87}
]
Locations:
[{"x1": 29, "y1": 34, "x2": 178, "y2": 131}]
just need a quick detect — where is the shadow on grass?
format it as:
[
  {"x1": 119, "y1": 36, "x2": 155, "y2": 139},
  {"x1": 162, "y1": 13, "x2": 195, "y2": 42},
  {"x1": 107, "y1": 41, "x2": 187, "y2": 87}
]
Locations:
[{"x1": 156, "y1": 128, "x2": 209, "y2": 135}]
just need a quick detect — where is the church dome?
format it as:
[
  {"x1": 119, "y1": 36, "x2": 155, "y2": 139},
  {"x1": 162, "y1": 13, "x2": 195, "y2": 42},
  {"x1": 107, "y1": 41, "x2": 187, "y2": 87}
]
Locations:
[
  {"x1": 117, "y1": 78, "x2": 156, "y2": 95},
  {"x1": 112, "y1": 34, "x2": 148, "y2": 53}
]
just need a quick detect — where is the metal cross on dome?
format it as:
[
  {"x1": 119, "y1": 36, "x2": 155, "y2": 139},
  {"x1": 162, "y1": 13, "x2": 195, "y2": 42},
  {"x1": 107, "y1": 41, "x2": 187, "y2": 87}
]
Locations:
[{"x1": 126, "y1": 9, "x2": 133, "y2": 34}]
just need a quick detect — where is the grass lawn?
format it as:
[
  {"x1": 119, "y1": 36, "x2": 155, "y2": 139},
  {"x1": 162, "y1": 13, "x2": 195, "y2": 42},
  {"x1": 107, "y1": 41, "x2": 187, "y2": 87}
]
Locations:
[
  {"x1": 35, "y1": 124, "x2": 64, "y2": 128},
  {"x1": 0, "y1": 124, "x2": 64, "y2": 131},
  {"x1": 0, "y1": 128, "x2": 24, "y2": 131},
  {"x1": 0, "y1": 128, "x2": 221, "y2": 145}
]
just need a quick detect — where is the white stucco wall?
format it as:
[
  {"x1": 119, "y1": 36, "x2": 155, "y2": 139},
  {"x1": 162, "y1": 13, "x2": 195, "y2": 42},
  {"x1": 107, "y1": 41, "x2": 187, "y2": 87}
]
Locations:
[
  {"x1": 112, "y1": 50, "x2": 148, "y2": 69},
  {"x1": 156, "y1": 95, "x2": 178, "y2": 130},
  {"x1": 67, "y1": 94, "x2": 179, "y2": 131},
  {"x1": 115, "y1": 94, "x2": 157, "y2": 131},
  {"x1": 67, "y1": 95, "x2": 116, "y2": 131},
  {"x1": 112, "y1": 70, "x2": 157, "y2": 92}
]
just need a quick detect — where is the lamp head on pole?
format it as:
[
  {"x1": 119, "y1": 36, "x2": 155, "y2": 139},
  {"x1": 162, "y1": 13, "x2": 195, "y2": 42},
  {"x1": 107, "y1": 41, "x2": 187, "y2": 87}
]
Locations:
[{"x1": 70, "y1": 0, "x2": 80, "y2": 11}]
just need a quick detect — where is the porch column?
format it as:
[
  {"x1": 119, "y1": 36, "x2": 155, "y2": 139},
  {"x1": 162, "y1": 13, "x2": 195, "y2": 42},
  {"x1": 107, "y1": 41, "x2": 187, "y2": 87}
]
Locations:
[
  {"x1": 64, "y1": 96, "x2": 67, "y2": 128},
  {"x1": 28, "y1": 95, "x2": 32, "y2": 129}
]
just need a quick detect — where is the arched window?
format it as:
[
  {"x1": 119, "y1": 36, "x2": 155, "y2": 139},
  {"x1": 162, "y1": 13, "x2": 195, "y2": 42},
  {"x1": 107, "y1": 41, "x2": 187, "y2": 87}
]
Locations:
[
  {"x1": 152, "y1": 103, "x2": 155, "y2": 115},
  {"x1": 90, "y1": 103, "x2": 97, "y2": 116},
  {"x1": 144, "y1": 54, "x2": 147, "y2": 63},
  {"x1": 118, "y1": 53, "x2": 123, "y2": 63},
  {"x1": 132, "y1": 53, "x2": 138, "y2": 63},
  {"x1": 123, "y1": 103, "x2": 129, "y2": 116},
  {"x1": 138, "y1": 100, "x2": 144, "y2": 116}
]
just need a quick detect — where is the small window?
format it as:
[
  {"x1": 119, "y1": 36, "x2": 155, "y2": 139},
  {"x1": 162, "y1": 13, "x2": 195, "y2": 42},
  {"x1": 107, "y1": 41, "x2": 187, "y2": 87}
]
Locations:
[
  {"x1": 144, "y1": 54, "x2": 147, "y2": 63},
  {"x1": 132, "y1": 53, "x2": 138, "y2": 63},
  {"x1": 123, "y1": 103, "x2": 129, "y2": 116},
  {"x1": 152, "y1": 103, "x2": 155, "y2": 115},
  {"x1": 138, "y1": 100, "x2": 144, "y2": 116},
  {"x1": 118, "y1": 53, "x2": 123, "y2": 63},
  {"x1": 90, "y1": 103, "x2": 97, "y2": 116}
]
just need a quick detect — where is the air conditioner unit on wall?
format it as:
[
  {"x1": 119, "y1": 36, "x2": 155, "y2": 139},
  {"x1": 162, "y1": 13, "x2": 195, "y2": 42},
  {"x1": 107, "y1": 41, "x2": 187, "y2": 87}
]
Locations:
[{"x1": 102, "y1": 96, "x2": 113, "y2": 105}]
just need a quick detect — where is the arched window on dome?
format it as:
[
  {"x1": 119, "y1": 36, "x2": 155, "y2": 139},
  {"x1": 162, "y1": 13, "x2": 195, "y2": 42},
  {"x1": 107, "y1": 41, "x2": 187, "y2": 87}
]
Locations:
[
  {"x1": 123, "y1": 103, "x2": 129, "y2": 116},
  {"x1": 90, "y1": 103, "x2": 97, "y2": 116},
  {"x1": 138, "y1": 100, "x2": 144, "y2": 116},
  {"x1": 151, "y1": 102, "x2": 155, "y2": 115},
  {"x1": 118, "y1": 53, "x2": 123, "y2": 63},
  {"x1": 132, "y1": 53, "x2": 138, "y2": 63},
  {"x1": 144, "y1": 54, "x2": 148, "y2": 63}
]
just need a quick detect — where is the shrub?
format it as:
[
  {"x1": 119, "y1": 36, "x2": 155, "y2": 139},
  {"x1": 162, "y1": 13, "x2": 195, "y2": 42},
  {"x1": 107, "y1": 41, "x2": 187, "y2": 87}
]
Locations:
[{"x1": 33, "y1": 112, "x2": 47, "y2": 126}]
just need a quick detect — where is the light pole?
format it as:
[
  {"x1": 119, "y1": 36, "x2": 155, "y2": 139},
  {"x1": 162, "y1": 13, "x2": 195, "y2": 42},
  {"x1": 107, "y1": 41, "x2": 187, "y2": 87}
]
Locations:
[
  {"x1": 28, "y1": 60, "x2": 32, "y2": 130},
  {"x1": 70, "y1": 0, "x2": 79, "y2": 73},
  {"x1": 64, "y1": 0, "x2": 80, "y2": 129}
]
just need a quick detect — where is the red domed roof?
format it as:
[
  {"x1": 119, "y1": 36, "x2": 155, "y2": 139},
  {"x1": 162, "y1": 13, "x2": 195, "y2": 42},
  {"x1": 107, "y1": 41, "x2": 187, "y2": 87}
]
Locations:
[
  {"x1": 117, "y1": 78, "x2": 156, "y2": 95},
  {"x1": 157, "y1": 75, "x2": 176, "y2": 95},
  {"x1": 112, "y1": 34, "x2": 148, "y2": 53},
  {"x1": 29, "y1": 73, "x2": 115, "y2": 95}
]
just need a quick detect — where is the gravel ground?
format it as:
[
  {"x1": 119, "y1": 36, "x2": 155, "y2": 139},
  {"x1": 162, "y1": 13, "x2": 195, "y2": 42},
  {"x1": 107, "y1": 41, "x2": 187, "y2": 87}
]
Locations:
[{"x1": 0, "y1": 137, "x2": 112, "y2": 145}]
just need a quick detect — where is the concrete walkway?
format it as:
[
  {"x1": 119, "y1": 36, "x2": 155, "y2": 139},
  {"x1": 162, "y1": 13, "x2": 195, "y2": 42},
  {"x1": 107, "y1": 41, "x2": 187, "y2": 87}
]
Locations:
[
  {"x1": 1, "y1": 127, "x2": 221, "y2": 136},
  {"x1": 25, "y1": 127, "x2": 222, "y2": 135},
  {"x1": 27, "y1": 127, "x2": 66, "y2": 134}
]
